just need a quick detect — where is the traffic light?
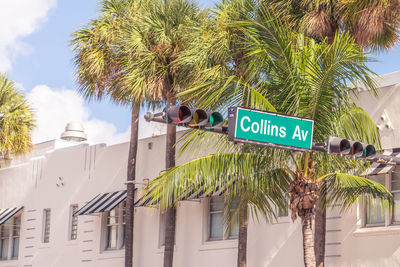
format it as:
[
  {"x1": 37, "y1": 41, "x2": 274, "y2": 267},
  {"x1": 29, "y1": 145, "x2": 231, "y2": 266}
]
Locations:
[
  {"x1": 164, "y1": 105, "x2": 224, "y2": 127},
  {"x1": 327, "y1": 136, "x2": 350, "y2": 154},
  {"x1": 327, "y1": 136, "x2": 376, "y2": 158},
  {"x1": 164, "y1": 105, "x2": 192, "y2": 124}
]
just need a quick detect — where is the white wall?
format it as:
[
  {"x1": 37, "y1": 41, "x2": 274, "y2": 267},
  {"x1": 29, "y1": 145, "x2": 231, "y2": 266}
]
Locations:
[
  {"x1": 1, "y1": 72, "x2": 400, "y2": 267},
  {"x1": 0, "y1": 133, "x2": 305, "y2": 267}
]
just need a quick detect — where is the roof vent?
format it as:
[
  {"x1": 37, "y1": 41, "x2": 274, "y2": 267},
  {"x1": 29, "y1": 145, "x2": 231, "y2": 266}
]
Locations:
[{"x1": 61, "y1": 122, "x2": 87, "y2": 142}]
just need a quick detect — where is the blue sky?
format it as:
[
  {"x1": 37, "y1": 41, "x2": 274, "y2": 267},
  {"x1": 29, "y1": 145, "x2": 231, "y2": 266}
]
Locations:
[{"x1": 3, "y1": 0, "x2": 400, "y2": 144}]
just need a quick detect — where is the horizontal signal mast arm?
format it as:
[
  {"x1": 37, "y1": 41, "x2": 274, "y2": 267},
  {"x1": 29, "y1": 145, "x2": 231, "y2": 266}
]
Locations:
[
  {"x1": 144, "y1": 111, "x2": 228, "y2": 134},
  {"x1": 144, "y1": 111, "x2": 400, "y2": 165}
]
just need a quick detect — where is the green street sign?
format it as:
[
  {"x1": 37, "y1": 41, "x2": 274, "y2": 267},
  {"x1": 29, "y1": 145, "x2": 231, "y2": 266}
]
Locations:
[{"x1": 228, "y1": 107, "x2": 314, "y2": 150}]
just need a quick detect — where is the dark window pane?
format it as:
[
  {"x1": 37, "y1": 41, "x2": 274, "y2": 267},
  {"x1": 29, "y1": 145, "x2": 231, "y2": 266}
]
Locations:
[
  {"x1": 210, "y1": 213, "x2": 223, "y2": 239},
  {"x1": 210, "y1": 196, "x2": 224, "y2": 212},
  {"x1": 229, "y1": 220, "x2": 239, "y2": 237},
  {"x1": 366, "y1": 198, "x2": 385, "y2": 225},
  {"x1": 121, "y1": 224, "x2": 126, "y2": 248},
  {"x1": 0, "y1": 238, "x2": 9, "y2": 259},
  {"x1": 392, "y1": 172, "x2": 400, "y2": 191},
  {"x1": 392, "y1": 193, "x2": 400, "y2": 223},
  {"x1": 12, "y1": 238, "x2": 19, "y2": 258},
  {"x1": 107, "y1": 226, "x2": 118, "y2": 249},
  {"x1": 107, "y1": 209, "x2": 118, "y2": 224}
]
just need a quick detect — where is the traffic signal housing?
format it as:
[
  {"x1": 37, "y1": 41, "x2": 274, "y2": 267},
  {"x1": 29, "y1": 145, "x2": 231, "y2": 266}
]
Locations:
[
  {"x1": 327, "y1": 136, "x2": 376, "y2": 158},
  {"x1": 165, "y1": 105, "x2": 192, "y2": 124},
  {"x1": 164, "y1": 105, "x2": 224, "y2": 128}
]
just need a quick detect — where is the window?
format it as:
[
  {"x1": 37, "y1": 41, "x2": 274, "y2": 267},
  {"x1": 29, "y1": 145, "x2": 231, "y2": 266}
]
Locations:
[
  {"x1": 11, "y1": 216, "x2": 20, "y2": 258},
  {"x1": 69, "y1": 205, "x2": 78, "y2": 240},
  {"x1": 277, "y1": 195, "x2": 289, "y2": 218},
  {"x1": 365, "y1": 174, "x2": 385, "y2": 226},
  {"x1": 277, "y1": 204, "x2": 289, "y2": 218},
  {"x1": 0, "y1": 215, "x2": 21, "y2": 260},
  {"x1": 43, "y1": 209, "x2": 51, "y2": 243},
  {"x1": 159, "y1": 210, "x2": 177, "y2": 247},
  {"x1": 104, "y1": 201, "x2": 125, "y2": 250},
  {"x1": 391, "y1": 171, "x2": 400, "y2": 224},
  {"x1": 364, "y1": 170, "x2": 400, "y2": 227},
  {"x1": 208, "y1": 196, "x2": 239, "y2": 241}
]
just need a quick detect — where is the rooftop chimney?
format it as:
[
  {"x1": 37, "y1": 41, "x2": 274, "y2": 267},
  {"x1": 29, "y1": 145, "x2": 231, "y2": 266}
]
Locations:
[{"x1": 60, "y1": 122, "x2": 87, "y2": 142}]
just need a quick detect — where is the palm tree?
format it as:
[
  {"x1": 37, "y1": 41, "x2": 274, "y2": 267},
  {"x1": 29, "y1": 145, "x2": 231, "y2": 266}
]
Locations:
[
  {"x1": 71, "y1": 1, "x2": 146, "y2": 266},
  {"x1": 113, "y1": 1, "x2": 204, "y2": 266},
  {"x1": 141, "y1": 6, "x2": 394, "y2": 267},
  {"x1": 229, "y1": 8, "x2": 394, "y2": 266},
  {"x1": 174, "y1": 1, "x2": 275, "y2": 266},
  {"x1": 263, "y1": 1, "x2": 400, "y2": 265},
  {"x1": 0, "y1": 73, "x2": 34, "y2": 161},
  {"x1": 73, "y1": 2, "x2": 204, "y2": 267},
  {"x1": 264, "y1": 0, "x2": 400, "y2": 50}
]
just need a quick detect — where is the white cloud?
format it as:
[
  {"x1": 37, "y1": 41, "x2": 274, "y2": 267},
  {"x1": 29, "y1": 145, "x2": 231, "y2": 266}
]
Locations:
[
  {"x1": 0, "y1": 0, "x2": 56, "y2": 72},
  {"x1": 0, "y1": 0, "x2": 168, "y2": 145},
  {"x1": 26, "y1": 85, "x2": 165, "y2": 145}
]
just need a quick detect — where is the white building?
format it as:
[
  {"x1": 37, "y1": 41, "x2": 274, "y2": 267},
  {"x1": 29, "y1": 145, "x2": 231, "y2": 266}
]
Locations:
[{"x1": 2, "y1": 71, "x2": 400, "y2": 267}]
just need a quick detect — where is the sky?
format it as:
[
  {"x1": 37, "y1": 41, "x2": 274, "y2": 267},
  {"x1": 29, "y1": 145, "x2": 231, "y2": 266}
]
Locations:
[{"x1": 2, "y1": 0, "x2": 400, "y2": 145}]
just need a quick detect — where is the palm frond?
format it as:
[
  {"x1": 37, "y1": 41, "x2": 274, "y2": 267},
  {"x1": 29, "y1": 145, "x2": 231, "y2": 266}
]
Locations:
[
  {"x1": 336, "y1": 105, "x2": 381, "y2": 149},
  {"x1": 0, "y1": 74, "x2": 35, "y2": 157},
  {"x1": 141, "y1": 152, "x2": 291, "y2": 222},
  {"x1": 322, "y1": 173, "x2": 393, "y2": 213},
  {"x1": 263, "y1": 0, "x2": 400, "y2": 52}
]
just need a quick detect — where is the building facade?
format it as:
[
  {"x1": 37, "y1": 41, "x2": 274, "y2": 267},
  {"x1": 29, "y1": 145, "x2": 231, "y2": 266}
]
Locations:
[{"x1": 1, "y1": 71, "x2": 400, "y2": 266}]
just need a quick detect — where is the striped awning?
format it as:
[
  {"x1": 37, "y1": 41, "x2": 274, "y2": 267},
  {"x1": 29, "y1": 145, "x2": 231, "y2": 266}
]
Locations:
[
  {"x1": 363, "y1": 162, "x2": 395, "y2": 176},
  {"x1": 0, "y1": 207, "x2": 23, "y2": 226},
  {"x1": 135, "y1": 183, "x2": 229, "y2": 207},
  {"x1": 363, "y1": 148, "x2": 400, "y2": 176},
  {"x1": 76, "y1": 190, "x2": 127, "y2": 216}
]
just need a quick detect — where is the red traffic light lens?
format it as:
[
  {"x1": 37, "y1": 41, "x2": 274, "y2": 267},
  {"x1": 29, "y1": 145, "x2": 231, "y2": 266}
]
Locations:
[
  {"x1": 177, "y1": 106, "x2": 191, "y2": 123},
  {"x1": 179, "y1": 110, "x2": 183, "y2": 121}
]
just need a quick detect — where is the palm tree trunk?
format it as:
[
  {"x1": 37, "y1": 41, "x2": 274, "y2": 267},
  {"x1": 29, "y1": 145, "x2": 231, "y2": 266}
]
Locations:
[
  {"x1": 237, "y1": 203, "x2": 248, "y2": 267},
  {"x1": 313, "y1": 28, "x2": 337, "y2": 265},
  {"x1": 163, "y1": 96, "x2": 177, "y2": 267},
  {"x1": 302, "y1": 214, "x2": 316, "y2": 267},
  {"x1": 314, "y1": 38, "x2": 336, "y2": 267},
  {"x1": 315, "y1": 182, "x2": 327, "y2": 267},
  {"x1": 125, "y1": 102, "x2": 140, "y2": 267},
  {"x1": 314, "y1": 207, "x2": 326, "y2": 267},
  {"x1": 164, "y1": 205, "x2": 176, "y2": 267}
]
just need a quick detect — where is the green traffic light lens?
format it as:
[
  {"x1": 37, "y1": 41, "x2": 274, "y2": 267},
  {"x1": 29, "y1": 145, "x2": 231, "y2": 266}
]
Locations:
[
  {"x1": 210, "y1": 112, "x2": 223, "y2": 126},
  {"x1": 363, "y1": 145, "x2": 376, "y2": 157}
]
